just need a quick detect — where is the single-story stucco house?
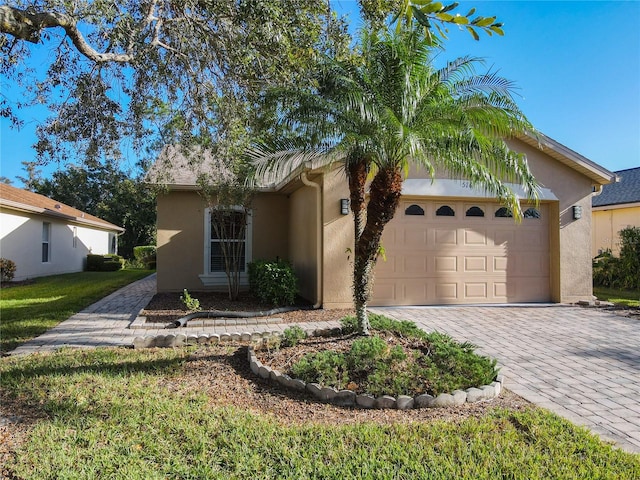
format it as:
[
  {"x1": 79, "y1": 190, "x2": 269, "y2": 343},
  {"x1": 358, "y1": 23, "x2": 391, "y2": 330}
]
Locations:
[
  {"x1": 0, "y1": 184, "x2": 124, "y2": 281},
  {"x1": 592, "y1": 166, "x2": 640, "y2": 257},
  {"x1": 150, "y1": 133, "x2": 615, "y2": 308}
]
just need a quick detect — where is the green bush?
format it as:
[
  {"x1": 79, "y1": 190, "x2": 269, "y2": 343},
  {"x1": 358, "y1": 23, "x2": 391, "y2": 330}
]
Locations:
[
  {"x1": 291, "y1": 316, "x2": 498, "y2": 397},
  {"x1": 86, "y1": 254, "x2": 124, "y2": 272},
  {"x1": 0, "y1": 258, "x2": 16, "y2": 282},
  {"x1": 282, "y1": 326, "x2": 307, "y2": 347},
  {"x1": 133, "y1": 245, "x2": 157, "y2": 269},
  {"x1": 593, "y1": 227, "x2": 640, "y2": 290},
  {"x1": 248, "y1": 259, "x2": 298, "y2": 306}
]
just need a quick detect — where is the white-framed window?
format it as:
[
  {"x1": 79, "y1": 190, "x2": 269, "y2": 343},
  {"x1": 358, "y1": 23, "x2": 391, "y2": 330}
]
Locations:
[
  {"x1": 42, "y1": 222, "x2": 51, "y2": 262},
  {"x1": 108, "y1": 233, "x2": 117, "y2": 254},
  {"x1": 199, "y1": 206, "x2": 252, "y2": 286}
]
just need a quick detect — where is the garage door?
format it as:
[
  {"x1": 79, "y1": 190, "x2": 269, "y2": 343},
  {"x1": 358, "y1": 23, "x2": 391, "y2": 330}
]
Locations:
[{"x1": 371, "y1": 199, "x2": 550, "y2": 305}]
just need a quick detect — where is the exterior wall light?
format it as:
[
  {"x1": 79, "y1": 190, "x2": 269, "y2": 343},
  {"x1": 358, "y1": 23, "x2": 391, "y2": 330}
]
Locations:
[
  {"x1": 340, "y1": 198, "x2": 350, "y2": 215},
  {"x1": 573, "y1": 205, "x2": 582, "y2": 220}
]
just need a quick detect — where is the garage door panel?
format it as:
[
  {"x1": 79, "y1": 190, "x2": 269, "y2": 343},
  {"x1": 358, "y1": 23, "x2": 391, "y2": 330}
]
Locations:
[{"x1": 372, "y1": 200, "x2": 550, "y2": 305}]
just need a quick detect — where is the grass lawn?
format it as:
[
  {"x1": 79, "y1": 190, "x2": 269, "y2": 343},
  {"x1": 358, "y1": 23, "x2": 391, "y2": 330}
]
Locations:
[
  {"x1": 0, "y1": 347, "x2": 638, "y2": 479},
  {"x1": 0, "y1": 270, "x2": 153, "y2": 353},
  {"x1": 593, "y1": 286, "x2": 640, "y2": 308}
]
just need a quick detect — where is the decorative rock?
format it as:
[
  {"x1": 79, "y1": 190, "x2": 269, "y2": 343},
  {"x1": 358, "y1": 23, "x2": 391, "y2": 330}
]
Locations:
[
  {"x1": 356, "y1": 394, "x2": 376, "y2": 409},
  {"x1": 465, "y1": 387, "x2": 484, "y2": 403},
  {"x1": 330, "y1": 327, "x2": 342, "y2": 336},
  {"x1": 251, "y1": 332, "x2": 263, "y2": 341},
  {"x1": 220, "y1": 333, "x2": 231, "y2": 342},
  {"x1": 241, "y1": 332, "x2": 252, "y2": 342},
  {"x1": 269, "y1": 370, "x2": 283, "y2": 382},
  {"x1": 414, "y1": 393, "x2": 434, "y2": 408},
  {"x1": 143, "y1": 336, "x2": 156, "y2": 348},
  {"x1": 333, "y1": 390, "x2": 356, "y2": 407},
  {"x1": 375, "y1": 395, "x2": 396, "y2": 409},
  {"x1": 306, "y1": 383, "x2": 322, "y2": 396},
  {"x1": 133, "y1": 337, "x2": 146, "y2": 349},
  {"x1": 314, "y1": 328, "x2": 330, "y2": 337},
  {"x1": 208, "y1": 334, "x2": 220, "y2": 344},
  {"x1": 290, "y1": 379, "x2": 307, "y2": 392},
  {"x1": 250, "y1": 360, "x2": 262, "y2": 375},
  {"x1": 161, "y1": 334, "x2": 176, "y2": 347},
  {"x1": 396, "y1": 395, "x2": 414, "y2": 410},
  {"x1": 429, "y1": 393, "x2": 457, "y2": 408},
  {"x1": 491, "y1": 381, "x2": 502, "y2": 397},
  {"x1": 480, "y1": 384, "x2": 496, "y2": 399},
  {"x1": 230, "y1": 333, "x2": 241, "y2": 342},
  {"x1": 186, "y1": 334, "x2": 198, "y2": 345},
  {"x1": 258, "y1": 366, "x2": 271, "y2": 379},
  {"x1": 317, "y1": 387, "x2": 338, "y2": 402},
  {"x1": 277, "y1": 374, "x2": 292, "y2": 388},
  {"x1": 451, "y1": 390, "x2": 468, "y2": 405},
  {"x1": 197, "y1": 334, "x2": 209, "y2": 344},
  {"x1": 173, "y1": 334, "x2": 186, "y2": 346}
]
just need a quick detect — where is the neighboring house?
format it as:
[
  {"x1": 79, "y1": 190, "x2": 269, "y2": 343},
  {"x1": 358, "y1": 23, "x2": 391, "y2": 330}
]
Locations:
[
  {"x1": 149, "y1": 134, "x2": 615, "y2": 307},
  {"x1": 0, "y1": 184, "x2": 125, "y2": 281},
  {"x1": 592, "y1": 167, "x2": 640, "y2": 257}
]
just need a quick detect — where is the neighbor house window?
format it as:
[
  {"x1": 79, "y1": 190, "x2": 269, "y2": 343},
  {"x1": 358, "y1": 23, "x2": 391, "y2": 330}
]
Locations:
[
  {"x1": 73, "y1": 227, "x2": 78, "y2": 248},
  {"x1": 436, "y1": 205, "x2": 455, "y2": 217},
  {"x1": 465, "y1": 206, "x2": 485, "y2": 217},
  {"x1": 405, "y1": 204, "x2": 425, "y2": 216},
  {"x1": 42, "y1": 222, "x2": 51, "y2": 262},
  {"x1": 108, "y1": 233, "x2": 117, "y2": 254}
]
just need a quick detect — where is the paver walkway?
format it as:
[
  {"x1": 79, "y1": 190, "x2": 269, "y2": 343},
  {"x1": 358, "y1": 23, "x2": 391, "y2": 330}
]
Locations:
[{"x1": 8, "y1": 274, "x2": 640, "y2": 454}]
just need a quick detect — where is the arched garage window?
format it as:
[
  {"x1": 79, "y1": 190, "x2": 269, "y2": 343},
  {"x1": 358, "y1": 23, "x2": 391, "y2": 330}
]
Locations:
[
  {"x1": 436, "y1": 205, "x2": 455, "y2": 216},
  {"x1": 465, "y1": 206, "x2": 485, "y2": 217},
  {"x1": 495, "y1": 207, "x2": 513, "y2": 218},
  {"x1": 524, "y1": 207, "x2": 541, "y2": 219},
  {"x1": 405, "y1": 204, "x2": 425, "y2": 216}
]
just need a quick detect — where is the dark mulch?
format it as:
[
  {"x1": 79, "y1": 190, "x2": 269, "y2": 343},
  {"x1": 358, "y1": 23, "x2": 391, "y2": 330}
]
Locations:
[{"x1": 142, "y1": 291, "x2": 354, "y2": 324}]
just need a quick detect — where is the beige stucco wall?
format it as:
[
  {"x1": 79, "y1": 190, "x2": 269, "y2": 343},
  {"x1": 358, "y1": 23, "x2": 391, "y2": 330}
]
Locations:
[
  {"x1": 322, "y1": 170, "x2": 354, "y2": 309},
  {"x1": 592, "y1": 205, "x2": 640, "y2": 256},
  {"x1": 508, "y1": 138, "x2": 595, "y2": 303},
  {"x1": 288, "y1": 183, "x2": 320, "y2": 303},
  {"x1": 156, "y1": 190, "x2": 289, "y2": 292}
]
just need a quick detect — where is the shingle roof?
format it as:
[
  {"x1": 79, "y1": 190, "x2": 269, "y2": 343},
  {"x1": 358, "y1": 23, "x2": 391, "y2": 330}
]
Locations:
[
  {"x1": 0, "y1": 184, "x2": 124, "y2": 232},
  {"x1": 592, "y1": 167, "x2": 640, "y2": 207}
]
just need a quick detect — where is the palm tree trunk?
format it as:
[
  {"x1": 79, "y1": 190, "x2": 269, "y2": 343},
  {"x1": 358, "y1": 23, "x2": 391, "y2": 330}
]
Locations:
[
  {"x1": 352, "y1": 167, "x2": 403, "y2": 335},
  {"x1": 348, "y1": 158, "x2": 368, "y2": 242}
]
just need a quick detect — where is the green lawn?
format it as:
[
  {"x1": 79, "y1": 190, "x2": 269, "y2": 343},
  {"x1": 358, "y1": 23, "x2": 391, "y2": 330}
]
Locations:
[
  {"x1": 0, "y1": 347, "x2": 637, "y2": 479},
  {"x1": 0, "y1": 270, "x2": 153, "y2": 353},
  {"x1": 594, "y1": 286, "x2": 640, "y2": 308}
]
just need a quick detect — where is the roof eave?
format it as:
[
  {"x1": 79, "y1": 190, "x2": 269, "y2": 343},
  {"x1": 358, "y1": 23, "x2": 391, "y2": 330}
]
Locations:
[{"x1": 517, "y1": 132, "x2": 617, "y2": 185}]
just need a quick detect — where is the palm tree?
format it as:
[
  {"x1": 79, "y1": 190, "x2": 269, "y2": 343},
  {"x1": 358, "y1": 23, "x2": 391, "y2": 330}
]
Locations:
[{"x1": 251, "y1": 27, "x2": 539, "y2": 335}]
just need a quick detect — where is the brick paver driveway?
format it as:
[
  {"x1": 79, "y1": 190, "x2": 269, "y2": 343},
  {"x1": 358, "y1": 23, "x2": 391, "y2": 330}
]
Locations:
[{"x1": 371, "y1": 305, "x2": 640, "y2": 453}]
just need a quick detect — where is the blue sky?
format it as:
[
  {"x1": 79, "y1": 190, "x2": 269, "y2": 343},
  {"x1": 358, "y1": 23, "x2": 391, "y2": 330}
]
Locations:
[{"x1": 1, "y1": 0, "x2": 639, "y2": 186}]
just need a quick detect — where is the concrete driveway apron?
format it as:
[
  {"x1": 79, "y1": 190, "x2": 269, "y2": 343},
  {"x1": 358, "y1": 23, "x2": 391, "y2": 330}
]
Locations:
[{"x1": 371, "y1": 305, "x2": 640, "y2": 454}]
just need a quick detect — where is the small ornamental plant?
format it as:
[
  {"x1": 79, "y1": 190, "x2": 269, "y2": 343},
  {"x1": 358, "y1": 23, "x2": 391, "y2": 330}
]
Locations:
[
  {"x1": 180, "y1": 289, "x2": 201, "y2": 312},
  {"x1": 0, "y1": 258, "x2": 16, "y2": 282}
]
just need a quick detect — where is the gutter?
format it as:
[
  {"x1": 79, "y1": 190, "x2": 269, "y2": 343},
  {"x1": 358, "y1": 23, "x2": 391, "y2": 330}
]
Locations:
[{"x1": 300, "y1": 172, "x2": 323, "y2": 309}]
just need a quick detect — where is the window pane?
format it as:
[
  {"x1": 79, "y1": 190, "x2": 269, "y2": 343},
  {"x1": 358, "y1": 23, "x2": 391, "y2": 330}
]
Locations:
[
  {"x1": 42, "y1": 243, "x2": 49, "y2": 262},
  {"x1": 524, "y1": 208, "x2": 541, "y2": 219},
  {"x1": 42, "y1": 222, "x2": 50, "y2": 241},
  {"x1": 211, "y1": 240, "x2": 246, "y2": 272},
  {"x1": 495, "y1": 207, "x2": 513, "y2": 218},
  {"x1": 211, "y1": 210, "x2": 246, "y2": 240},
  {"x1": 436, "y1": 205, "x2": 455, "y2": 217},
  {"x1": 404, "y1": 204, "x2": 424, "y2": 216},
  {"x1": 466, "y1": 206, "x2": 485, "y2": 217}
]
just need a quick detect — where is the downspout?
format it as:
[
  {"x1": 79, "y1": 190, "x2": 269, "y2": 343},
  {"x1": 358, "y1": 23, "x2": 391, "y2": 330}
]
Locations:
[{"x1": 300, "y1": 172, "x2": 323, "y2": 309}]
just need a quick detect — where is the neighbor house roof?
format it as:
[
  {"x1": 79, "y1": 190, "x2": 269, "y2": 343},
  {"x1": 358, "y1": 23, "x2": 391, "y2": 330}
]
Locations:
[
  {"x1": 0, "y1": 184, "x2": 125, "y2": 232},
  {"x1": 592, "y1": 167, "x2": 640, "y2": 207}
]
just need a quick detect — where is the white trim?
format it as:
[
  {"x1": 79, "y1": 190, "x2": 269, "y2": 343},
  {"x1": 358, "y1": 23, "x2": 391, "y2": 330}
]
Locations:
[
  {"x1": 200, "y1": 206, "x2": 252, "y2": 287},
  {"x1": 592, "y1": 202, "x2": 640, "y2": 211},
  {"x1": 400, "y1": 179, "x2": 558, "y2": 201}
]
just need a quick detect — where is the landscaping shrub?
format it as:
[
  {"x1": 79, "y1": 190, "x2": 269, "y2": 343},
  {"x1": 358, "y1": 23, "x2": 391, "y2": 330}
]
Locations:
[
  {"x1": 86, "y1": 254, "x2": 124, "y2": 272},
  {"x1": 593, "y1": 226, "x2": 640, "y2": 290},
  {"x1": 291, "y1": 316, "x2": 498, "y2": 397},
  {"x1": 133, "y1": 245, "x2": 157, "y2": 269},
  {"x1": 282, "y1": 325, "x2": 307, "y2": 347},
  {"x1": 0, "y1": 258, "x2": 16, "y2": 282},
  {"x1": 180, "y1": 289, "x2": 201, "y2": 312},
  {"x1": 248, "y1": 259, "x2": 298, "y2": 306}
]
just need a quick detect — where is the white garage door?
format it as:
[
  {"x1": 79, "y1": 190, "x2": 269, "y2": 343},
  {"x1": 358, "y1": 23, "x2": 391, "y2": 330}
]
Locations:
[{"x1": 371, "y1": 199, "x2": 550, "y2": 305}]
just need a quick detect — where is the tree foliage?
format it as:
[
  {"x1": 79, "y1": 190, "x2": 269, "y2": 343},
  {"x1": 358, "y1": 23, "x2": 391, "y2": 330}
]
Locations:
[{"x1": 1, "y1": 1, "x2": 350, "y2": 167}]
